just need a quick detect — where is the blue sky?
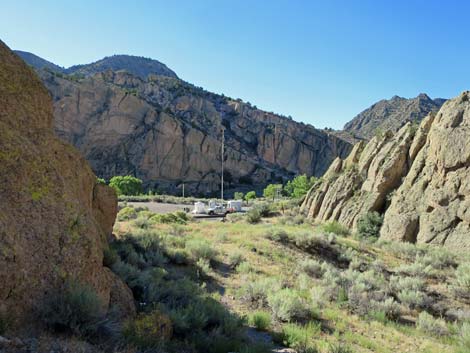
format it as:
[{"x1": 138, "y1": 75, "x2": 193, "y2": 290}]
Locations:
[{"x1": 1, "y1": 0, "x2": 468, "y2": 129}]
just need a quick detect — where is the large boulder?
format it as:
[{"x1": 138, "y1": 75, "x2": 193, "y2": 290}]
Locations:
[
  {"x1": 0, "y1": 40, "x2": 135, "y2": 329},
  {"x1": 380, "y1": 92, "x2": 470, "y2": 250}
]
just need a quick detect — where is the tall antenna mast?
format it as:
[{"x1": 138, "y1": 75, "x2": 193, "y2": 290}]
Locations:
[{"x1": 221, "y1": 127, "x2": 225, "y2": 200}]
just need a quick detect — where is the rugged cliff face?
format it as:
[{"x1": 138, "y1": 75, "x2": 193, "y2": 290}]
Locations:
[
  {"x1": 0, "y1": 41, "x2": 134, "y2": 329},
  {"x1": 381, "y1": 92, "x2": 470, "y2": 250},
  {"x1": 16, "y1": 51, "x2": 352, "y2": 195},
  {"x1": 344, "y1": 94, "x2": 445, "y2": 140},
  {"x1": 35, "y1": 67, "x2": 351, "y2": 195},
  {"x1": 302, "y1": 92, "x2": 470, "y2": 250}
]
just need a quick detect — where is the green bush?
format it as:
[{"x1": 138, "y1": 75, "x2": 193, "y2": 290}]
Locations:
[
  {"x1": 416, "y1": 311, "x2": 449, "y2": 336},
  {"x1": 39, "y1": 280, "x2": 104, "y2": 337},
  {"x1": 117, "y1": 206, "x2": 138, "y2": 221},
  {"x1": 321, "y1": 221, "x2": 350, "y2": 236},
  {"x1": 109, "y1": 175, "x2": 143, "y2": 196},
  {"x1": 150, "y1": 211, "x2": 189, "y2": 224},
  {"x1": 186, "y1": 238, "x2": 217, "y2": 262},
  {"x1": 328, "y1": 343, "x2": 354, "y2": 353},
  {"x1": 236, "y1": 261, "x2": 254, "y2": 274},
  {"x1": 280, "y1": 322, "x2": 320, "y2": 352},
  {"x1": 452, "y1": 263, "x2": 470, "y2": 296},
  {"x1": 234, "y1": 192, "x2": 244, "y2": 200},
  {"x1": 397, "y1": 289, "x2": 426, "y2": 310},
  {"x1": 268, "y1": 288, "x2": 310, "y2": 322},
  {"x1": 239, "y1": 277, "x2": 282, "y2": 307},
  {"x1": 245, "y1": 191, "x2": 257, "y2": 201},
  {"x1": 228, "y1": 251, "x2": 245, "y2": 269},
  {"x1": 356, "y1": 212, "x2": 383, "y2": 238},
  {"x1": 284, "y1": 175, "x2": 317, "y2": 198},
  {"x1": 248, "y1": 311, "x2": 272, "y2": 331},
  {"x1": 299, "y1": 259, "x2": 324, "y2": 278},
  {"x1": 246, "y1": 208, "x2": 262, "y2": 224},
  {"x1": 123, "y1": 310, "x2": 173, "y2": 348},
  {"x1": 458, "y1": 322, "x2": 470, "y2": 352},
  {"x1": 263, "y1": 183, "x2": 283, "y2": 200}
]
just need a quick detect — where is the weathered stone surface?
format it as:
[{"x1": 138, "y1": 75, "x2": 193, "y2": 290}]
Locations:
[
  {"x1": 0, "y1": 41, "x2": 135, "y2": 329},
  {"x1": 301, "y1": 118, "x2": 429, "y2": 231},
  {"x1": 344, "y1": 93, "x2": 445, "y2": 140},
  {"x1": 381, "y1": 92, "x2": 470, "y2": 250},
  {"x1": 17, "y1": 52, "x2": 352, "y2": 196}
]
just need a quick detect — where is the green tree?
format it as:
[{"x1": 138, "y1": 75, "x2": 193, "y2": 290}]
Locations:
[
  {"x1": 263, "y1": 184, "x2": 283, "y2": 201},
  {"x1": 284, "y1": 174, "x2": 317, "y2": 198},
  {"x1": 109, "y1": 175, "x2": 143, "y2": 196},
  {"x1": 234, "y1": 192, "x2": 244, "y2": 200},
  {"x1": 245, "y1": 191, "x2": 257, "y2": 201}
]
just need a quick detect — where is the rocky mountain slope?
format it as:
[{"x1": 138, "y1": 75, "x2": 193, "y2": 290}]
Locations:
[
  {"x1": 344, "y1": 94, "x2": 446, "y2": 140},
  {"x1": 0, "y1": 41, "x2": 134, "y2": 328},
  {"x1": 302, "y1": 92, "x2": 470, "y2": 250},
  {"x1": 17, "y1": 51, "x2": 352, "y2": 195}
]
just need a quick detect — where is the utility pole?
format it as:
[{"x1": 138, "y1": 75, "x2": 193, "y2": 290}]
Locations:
[
  {"x1": 182, "y1": 182, "x2": 185, "y2": 198},
  {"x1": 221, "y1": 127, "x2": 225, "y2": 201}
]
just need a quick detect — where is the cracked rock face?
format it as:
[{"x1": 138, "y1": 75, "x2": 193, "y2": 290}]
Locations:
[
  {"x1": 0, "y1": 41, "x2": 135, "y2": 329},
  {"x1": 380, "y1": 92, "x2": 470, "y2": 250},
  {"x1": 303, "y1": 92, "x2": 470, "y2": 250},
  {"x1": 35, "y1": 68, "x2": 351, "y2": 195}
]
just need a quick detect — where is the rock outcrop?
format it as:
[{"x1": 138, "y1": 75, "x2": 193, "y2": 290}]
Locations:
[
  {"x1": 0, "y1": 41, "x2": 135, "y2": 329},
  {"x1": 17, "y1": 51, "x2": 352, "y2": 196},
  {"x1": 344, "y1": 94, "x2": 445, "y2": 140},
  {"x1": 381, "y1": 92, "x2": 470, "y2": 250},
  {"x1": 303, "y1": 92, "x2": 470, "y2": 250}
]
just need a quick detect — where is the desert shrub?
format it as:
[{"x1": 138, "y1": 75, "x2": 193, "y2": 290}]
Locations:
[
  {"x1": 265, "y1": 228, "x2": 290, "y2": 242},
  {"x1": 150, "y1": 211, "x2": 188, "y2": 224},
  {"x1": 397, "y1": 289, "x2": 427, "y2": 310},
  {"x1": 310, "y1": 286, "x2": 328, "y2": 309},
  {"x1": 374, "y1": 297, "x2": 401, "y2": 321},
  {"x1": 236, "y1": 261, "x2": 254, "y2": 274},
  {"x1": 328, "y1": 343, "x2": 354, "y2": 353},
  {"x1": 321, "y1": 221, "x2": 349, "y2": 236},
  {"x1": 239, "y1": 277, "x2": 283, "y2": 307},
  {"x1": 186, "y1": 239, "x2": 217, "y2": 262},
  {"x1": 452, "y1": 263, "x2": 470, "y2": 297},
  {"x1": 103, "y1": 247, "x2": 119, "y2": 267},
  {"x1": 389, "y1": 275, "x2": 425, "y2": 293},
  {"x1": 280, "y1": 322, "x2": 320, "y2": 352},
  {"x1": 39, "y1": 280, "x2": 104, "y2": 337},
  {"x1": 228, "y1": 251, "x2": 245, "y2": 268},
  {"x1": 395, "y1": 261, "x2": 436, "y2": 278},
  {"x1": 133, "y1": 215, "x2": 152, "y2": 229},
  {"x1": 294, "y1": 232, "x2": 330, "y2": 250},
  {"x1": 226, "y1": 213, "x2": 245, "y2": 223},
  {"x1": 124, "y1": 310, "x2": 172, "y2": 348},
  {"x1": 299, "y1": 259, "x2": 325, "y2": 278},
  {"x1": 416, "y1": 248, "x2": 457, "y2": 270},
  {"x1": 254, "y1": 202, "x2": 273, "y2": 217},
  {"x1": 268, "y1": 288, "x2": 310, "y2": 322},
  {"x1": 117, "y1": 206, "x2": 137, "y2": 221},
  {"x1": 416, "y1": 311, "x2": 449, "y2": 336},
  {"x1": 458, "y1": 322, "x2": 470, "y2": 352},
  {"x1": 356, "y1": 211, "x2": 383, "y2": 239},
  {"x1": 248, "y1": 311, "x2": 272, "y2": 331},
  {"x1": 196, "y1": 258, "x2": 212, "y2": 277},
  {"x1": 246, "y1": 208, "x2": 262, "y2": 224}
]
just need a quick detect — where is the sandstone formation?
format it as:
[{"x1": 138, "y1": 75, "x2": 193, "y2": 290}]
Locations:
[
  {"x1": 17, "y1": 51, "x2": 352, "y2": 195},
  {"x1": 344, "y1": 93, "x2": 445, "y2": 140},
  {"x1": 302, "y1": 92, "x2": 470, "y2": 250},
  {"x1": 381, "y1": 92, "x2": 470, "y2": 250},
  {"x1": 0, "y1": 41, "x2": 135, "y2": 329}
]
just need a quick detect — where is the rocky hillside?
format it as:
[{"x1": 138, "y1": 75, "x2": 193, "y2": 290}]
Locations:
[
  {"x1": 302, "y1": 92, "x2": 470, "y2": 250},
  {"x1": 17, "y1": 51, "x2": 352, "y2": 195},
  {"x1": 344, "y1": 94, "x2": 446, "y2": 140},
  {"x1": 0, "y1": 41, "x2": 134, "y2": 328}
]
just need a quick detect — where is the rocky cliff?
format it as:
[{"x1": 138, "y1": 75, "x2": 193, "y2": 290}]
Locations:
[
  {"x1": 344, "y1": 94, "x2": 446, "y2": 140},
  {"x1": 0, "y1": 41, "x2": 134, "y2": 329},
  {"x1": 17, "y1": 51, "x2": 352, "y2": 195},
  {"x1": 302, "y1": 92, "x2": 470, "y2": 250}
]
